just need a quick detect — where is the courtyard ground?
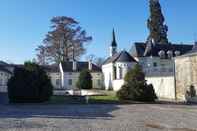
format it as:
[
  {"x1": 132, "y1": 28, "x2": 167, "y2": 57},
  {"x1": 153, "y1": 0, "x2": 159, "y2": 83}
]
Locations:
[{"x1": 1, "y1": 97, "x2": 197, "y2": 131}]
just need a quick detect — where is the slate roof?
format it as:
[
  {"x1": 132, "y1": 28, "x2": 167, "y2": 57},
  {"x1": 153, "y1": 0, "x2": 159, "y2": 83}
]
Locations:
[
  {"x1": 0, "y1": 61, "x2": 8, "y2": 66},
  {"x1": 131, "y1": 42, "x2": 193, "y2": 58},
  {"x1": 61, "y1": 61, "x2": 102, "y2": 72},
  {"x1": 0, "y1": 65, "x2": 12, "y2": 74},
  {"x1": 103, "y1": 51, "x2": 137, "y2": 65},
  {"x1": 184, "y1": 43, "x2": 197, "y2": 54},
  {"x1": 42, "y1": 64, "x2": 59, "y2": 73}
]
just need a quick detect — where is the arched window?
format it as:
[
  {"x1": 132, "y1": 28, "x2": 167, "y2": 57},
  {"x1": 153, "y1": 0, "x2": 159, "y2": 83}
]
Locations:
[
  {"x1": 113, "y1": 66, "x2": 117, "y2": 80},
  {"x1": 119, "y1": 67, "x2": 123, "y2": 79}
]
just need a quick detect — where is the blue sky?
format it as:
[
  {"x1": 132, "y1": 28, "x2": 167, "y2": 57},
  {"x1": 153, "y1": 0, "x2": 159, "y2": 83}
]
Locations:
[{"x1": 0, "y1": 0, "x2": 197, "y2": 64}]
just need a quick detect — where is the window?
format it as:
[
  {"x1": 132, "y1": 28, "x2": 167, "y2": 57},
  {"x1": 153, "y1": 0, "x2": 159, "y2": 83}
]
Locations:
[
  {"x1": 113, "y1": 66, "x2": 117, "y2": 80},
  {"x1": 0, "y1": 79, "x2": 2, "y2": 86},
  {"x1": 97, "y1": 79, "x2": 101, "y2": 86},
  {"x1": 119, "y1": 67, "x2": 123, "y2": 79},
  {"x1": 68, "y1": 79, "x2": 72, "y2": 85},
  {"x1": 153, "y1": 62, "x2": 157, "y2": 67},
  {"x1": 56, "y1": 79, "x2": 60, "y2": 86}
]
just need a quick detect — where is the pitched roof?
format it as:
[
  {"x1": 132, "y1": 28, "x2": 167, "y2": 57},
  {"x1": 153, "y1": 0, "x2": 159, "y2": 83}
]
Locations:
[
  {"x1": 131, "y1": 42, "x2": 193, "y2": 58},
  {"x1": 103, "y1": 51, "x2": 137, "y2": 65},
  {"x1": 0, "y1": 61, "x2": 8, "y2": 66},
  {"x1": 61, "y1": 61, "x2": 102, "y2": 72},
  {"x1": 42, "y1": 64, "x2": 59, "y2": 73},
  {"x1": 0, "y1": 65, "x2": 12, "y2": 74}
]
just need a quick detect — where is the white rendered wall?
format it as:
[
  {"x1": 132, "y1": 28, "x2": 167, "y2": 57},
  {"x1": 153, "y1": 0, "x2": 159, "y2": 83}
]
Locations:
[
  {"x1": 102, "y1": 62, "x2": 136, "y2": 91},
  {"x1": 139, "y1": 57, "x2": 176, "y2": 100},
  {"x1": 146, "y1": 76, "x2": 176, "y2": 100},
  {"x1": 48, "y1": 72, "x2": 61, "y2": 89},
  {"x1": 62, "y1": 72, "x2": 103, "y2": 90},
  {"x1": 112, "y1": 80, "x2": 125, "y2": 91},
  {"x1": 102, "y1": 63, "x2": 114, "y2": 90}
]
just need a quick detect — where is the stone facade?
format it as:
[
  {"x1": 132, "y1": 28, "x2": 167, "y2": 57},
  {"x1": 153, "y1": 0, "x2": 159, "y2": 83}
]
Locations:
[{"x1": 175, "y1": 53, "x2": 197, "y2": 101}]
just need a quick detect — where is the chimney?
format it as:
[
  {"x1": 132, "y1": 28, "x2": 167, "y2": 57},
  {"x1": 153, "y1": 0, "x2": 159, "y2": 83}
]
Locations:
[
  {"x1": 88, "y1": 61, "x2": 92, "y2": 71},
  {"x1": 73, "y1": 60, "x2": 77, "y2": 71}
]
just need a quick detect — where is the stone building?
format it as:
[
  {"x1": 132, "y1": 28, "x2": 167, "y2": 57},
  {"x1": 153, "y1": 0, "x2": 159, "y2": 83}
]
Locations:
[
  {"x1": 0, "y1": 60, "x2": 103, "y2": 93},
  {"x1": 131, "y1": 42, "x2": 193, "y2": 100},
  {"x1": 39, "y1": 61, "x2": 103, "y2": 90}
]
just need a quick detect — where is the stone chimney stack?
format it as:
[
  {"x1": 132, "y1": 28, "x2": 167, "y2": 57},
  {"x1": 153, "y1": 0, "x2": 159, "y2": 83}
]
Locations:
[{"x1": 73, "y1": 60, "x2": 77, "y2": 71}]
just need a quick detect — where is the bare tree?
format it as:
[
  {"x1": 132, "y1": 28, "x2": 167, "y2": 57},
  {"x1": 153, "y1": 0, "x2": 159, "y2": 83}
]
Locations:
[
  {"x1": 86, "y1": 54, "x2": 105, "y2": 67},
  {"x1": 36, "y1": 16, "x2": 92, "y2": 64},
  {"x1": 36, "y1": 45, "x2": 48, "y2": 65}
]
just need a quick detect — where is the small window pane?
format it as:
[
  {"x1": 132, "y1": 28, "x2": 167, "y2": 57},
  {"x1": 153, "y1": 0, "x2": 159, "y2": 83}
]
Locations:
[
  {"x1": 68, "y1": 79, "x2": 72, "y2": 85},
  {"x1": 97, "y1": 79, "x2": 101, "y2": 86},
  {"x1": 56, "y1": 79, "x2": 60, "y2": 86}
]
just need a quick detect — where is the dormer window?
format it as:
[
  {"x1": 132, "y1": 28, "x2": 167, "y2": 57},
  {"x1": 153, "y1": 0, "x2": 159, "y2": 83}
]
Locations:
[
  {"x1": 175, "y1": 51, "x2": 181, "y2": 56},
  {"x1": 167, "y1": 50, "x2": 173, "y2": 59},
  {"x1": 158, "y1": 50, "x2": 165, "y2": 59}
]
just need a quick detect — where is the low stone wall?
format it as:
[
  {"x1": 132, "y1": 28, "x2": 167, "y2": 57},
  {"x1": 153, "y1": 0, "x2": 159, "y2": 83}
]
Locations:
[{"x1": 146, "y1": 76, "x2": 176, "y2": 100}]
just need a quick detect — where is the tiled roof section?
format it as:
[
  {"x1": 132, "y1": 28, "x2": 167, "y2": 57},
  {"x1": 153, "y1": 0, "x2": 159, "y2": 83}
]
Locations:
[
  {"x1": 61, "y1": 61, "x2": 102, "y2": 72},
  {"x1": 42, "y1": 64, "x2": 59, "y2": 73},
  {"x1": 103, "y1": 51, "x2": 137, "y2": 65},
  {"x1": 132, "y1": 42, "x2": 193, "y2": 57}
]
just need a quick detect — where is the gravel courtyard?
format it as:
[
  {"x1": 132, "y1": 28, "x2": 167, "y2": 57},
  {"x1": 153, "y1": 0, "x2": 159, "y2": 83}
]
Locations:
[{"x1": 1, "y1": 102, "x2": 197, "y2": 131}]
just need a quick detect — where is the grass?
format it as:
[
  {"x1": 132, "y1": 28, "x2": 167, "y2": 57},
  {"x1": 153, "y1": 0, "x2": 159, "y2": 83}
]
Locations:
[
  {"x1": 89, "y1": 94, "x2": 119, "y2": 104},
  {"x1": 48, "y1": 91, "x2": 120, "y2": 104}
]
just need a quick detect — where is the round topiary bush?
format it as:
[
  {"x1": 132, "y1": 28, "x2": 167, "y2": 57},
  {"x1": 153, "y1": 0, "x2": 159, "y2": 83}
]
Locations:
[
  {"x1": 7, "y1": 62, "x2": 53, "y2": 103},
  {"x1": 117, "y1": 64, "x2": 157, "y2": 102},
  {"x1": 76, "y1": 69, "x2": 92, "y2": 89}
]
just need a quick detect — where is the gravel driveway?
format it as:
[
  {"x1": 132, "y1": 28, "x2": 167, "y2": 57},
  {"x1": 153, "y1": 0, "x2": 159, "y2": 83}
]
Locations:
[{"x1": 0, "y1": 103, "x2": 197, "y2": 131}]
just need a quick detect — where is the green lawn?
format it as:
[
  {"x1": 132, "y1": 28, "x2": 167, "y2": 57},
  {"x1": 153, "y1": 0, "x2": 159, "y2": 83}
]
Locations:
[
  {"x1": 89, "y1": 95, "x2": 119, "y2": 104},
  {"x1": 48, "y1": 91, "x2": 120, "y2": 104}
]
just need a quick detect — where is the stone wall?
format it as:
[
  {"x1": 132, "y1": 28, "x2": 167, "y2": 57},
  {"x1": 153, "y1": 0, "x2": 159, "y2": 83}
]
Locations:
[{"x1": 175, "y1": 55, "x2": 197, "y2": 101}]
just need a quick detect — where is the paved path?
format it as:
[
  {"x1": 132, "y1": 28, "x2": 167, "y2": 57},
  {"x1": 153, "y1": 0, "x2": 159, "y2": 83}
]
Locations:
[{"x1": 0, "y1": 103, "x2": 197, "y2": 131}]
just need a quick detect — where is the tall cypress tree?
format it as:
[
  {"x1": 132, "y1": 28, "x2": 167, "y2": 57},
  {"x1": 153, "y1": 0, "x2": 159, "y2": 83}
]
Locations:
[{"x1": 147, "y1": 0, "x2": 168, "y2": 44}]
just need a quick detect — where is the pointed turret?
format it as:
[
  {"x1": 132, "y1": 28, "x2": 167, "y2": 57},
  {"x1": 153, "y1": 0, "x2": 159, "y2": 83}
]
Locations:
[
  {"x1": 110, "y1": 29, "x2": 117, "y2": 57},
  {"x1": 111, "y1": 29, "x2": 117, "y2": 47}
]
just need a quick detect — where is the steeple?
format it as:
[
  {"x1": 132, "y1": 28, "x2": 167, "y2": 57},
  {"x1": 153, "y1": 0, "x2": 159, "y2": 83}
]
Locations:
[
  {"x1": 110, "y1": 29, "x2": 117, "y2": 57},
  {"x1": 112, "y1": 29, "x2": 117, "y2": 47}
]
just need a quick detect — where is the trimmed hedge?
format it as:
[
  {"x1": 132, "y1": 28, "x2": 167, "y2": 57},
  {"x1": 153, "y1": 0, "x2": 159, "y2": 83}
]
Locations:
[
  {"x1": 8, "y1": 62, "x2": 53, "y2": 103},
  {"x1": 76, "y1": 69, "x2": 92, "y2": 89}
]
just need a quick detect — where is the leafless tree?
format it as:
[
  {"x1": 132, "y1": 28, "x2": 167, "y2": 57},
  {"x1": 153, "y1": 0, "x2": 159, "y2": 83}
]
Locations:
[{"x1": 36, "y1": 16, "x2": 92, "y2": 64}]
